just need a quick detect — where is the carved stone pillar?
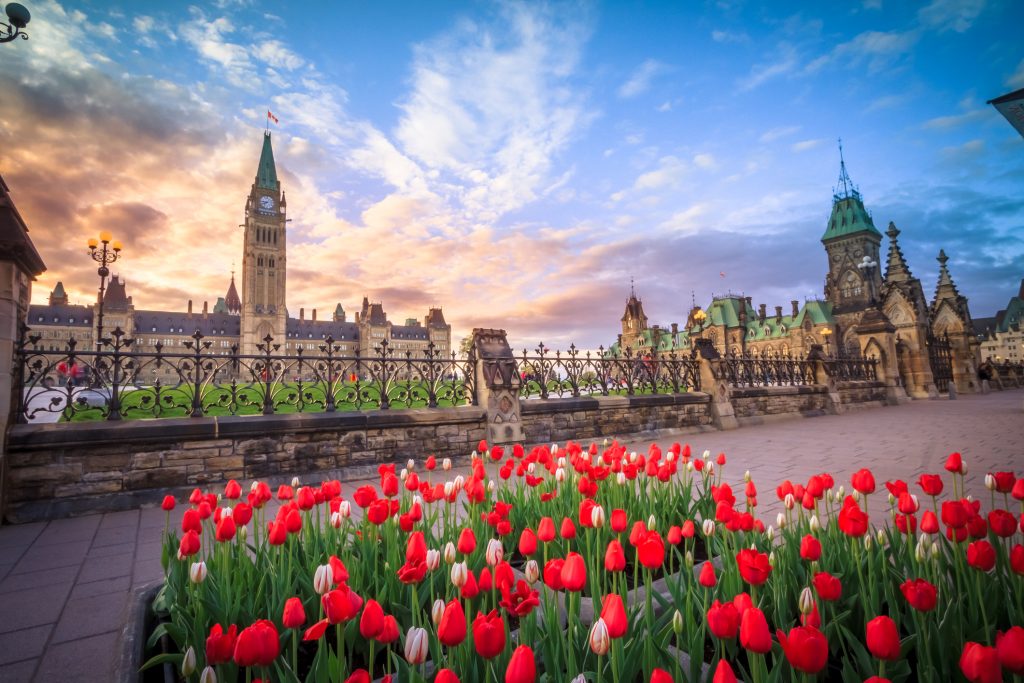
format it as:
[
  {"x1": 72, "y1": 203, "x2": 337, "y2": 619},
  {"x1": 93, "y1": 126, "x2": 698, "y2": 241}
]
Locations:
[
  {"x1": 807, "y1": 343, "x2": 843, "y2": 414},
  {"x1": 856, "y1": 309, "x2": 910, "y2": 405},
  {"x1": 471, "y1": 328, "x2": 523, "y2": 445},
  {"x1": 694, "y1": 339, "x2": 738, "y2": 430}
]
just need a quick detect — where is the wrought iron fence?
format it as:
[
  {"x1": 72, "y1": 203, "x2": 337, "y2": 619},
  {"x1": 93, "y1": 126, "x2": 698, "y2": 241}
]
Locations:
[
  {"x1": 824, "y1": 355, "x2": 879, "y2": 382},
  {"x1": 515, "y1": 344, "x2": 701, "y2": 399},
  {"x1": 16, "y1": 326, "x2": 476, "y2": 423},
  {"x1": 714, "y1": 349, "x2": 817, "y2": 387}
]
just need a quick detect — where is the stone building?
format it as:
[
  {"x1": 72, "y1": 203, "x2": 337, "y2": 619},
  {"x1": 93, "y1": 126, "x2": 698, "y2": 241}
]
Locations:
[
  {"x1": 975, "y1": 279, "x2": 1024, "y2": 363},
  {"x1": 609, "y1": 151, "x2": 980, "y2": 395},
  {"x1": 26, "y1": 132, "x2": 452, "y2": 381}
]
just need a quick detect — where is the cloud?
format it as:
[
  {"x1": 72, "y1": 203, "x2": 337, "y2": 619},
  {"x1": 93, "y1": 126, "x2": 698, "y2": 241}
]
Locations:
[
  {"x1": 922, "y1": 107, "x2": 988, "y2": 130},
  {"x1": 807, "y1": 30, "x2": 919, "y2": 75},
  {"x1": 253, "y1": 40, "x2": 306, "y2": 71},
  {"x1": 711, "y1": 29, "x2": 748, "y2": 43},
  {"x1": 1008, "y1": 59, "x2": 1024, "y2": 89},
  {"x1": 792, "y1": 138, "x2": 825, "y2": 152},
  {"x1": 618, "y1": 59, "x2": 667, "y2": 99},
  {"x1": 759, "y1": 125, "x2": 801, "y2": 143},
  {"x1": 737, "y1": 44, "x2": 798, "y2": 92},
  {"x1": 918, "y1": 0, "x2": 987, "y2": 33},
  {"x1": 866, "y1": 93, "x2": 914, "y2": 112}
]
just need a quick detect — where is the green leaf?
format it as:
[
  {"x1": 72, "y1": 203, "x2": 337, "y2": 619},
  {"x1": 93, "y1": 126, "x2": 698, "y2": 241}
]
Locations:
[{"x1": 138, "y1": 652, "x2": 182, "y2": 673}]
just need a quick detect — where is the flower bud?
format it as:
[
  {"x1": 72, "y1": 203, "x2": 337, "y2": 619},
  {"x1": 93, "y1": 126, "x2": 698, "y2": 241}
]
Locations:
[
  {"x1": 686, "y1": 461, "x2": 694, "y2": 473},
  {"x1": 404, "y1": 626, "x2": 429, "y2": 664},
  {"x1": 338, "y1": 500, "x2": 351, "y2": 518},
  {"x1": 616, "y1": 472, "x2": 627, "y2": 486},
  {"x1": 487, "y1": 480, "x2": 495, "y2": 493},
  {"x1": 706, "y1": 463, "x2": 715, "y2": 477},
  {"x1": 603, "y1": 438, "x2": 609, "y2": 446},
  {"x1": 239, "y1": 525, "x2": 248, "y2": 541},
  {"x1": 527, "y1": 463, "x2": 536, "y2": 475},
  {"x1": 432, "y1": 599, "x2": 445, "y2": 625},
  {"x1": 630, "y1": 451, "x2": 639, "y2": 463},
  {"x1": 471, "y1": 450, "x2": 479, "y2": 460},
  {"x1": 666, "y1": 452, "x2": 676, "y2": 463},
  {"x1": 453, "y1": 475, "x2": 465, "y2": 490},
  {"x1": 673, "y1": 609, "x2": 684, "y2": 634},
  {"x1": 702, "y1": 450, "x2": 710, "y2": 460},
  {"x1": 776, "y1": 513, "x2": 786, "y2": 529},
  {"x1": 930, "y1": 543, "x2": 939, "y2": 560},
  {"x1": 182, "y1": 646, "x2": 196, "y2": 677},
  {"x1": 250, "y1": 481, "x2": 260, "y2": 493},
  {"x1": 426, "y1": 549, "x2": 440, "y2": 571},
  {"x1": 330, "y1": 511, "x2": 343, "y2": 529},
  {"x1": 809, "y1": 515, "x2": 820, "y2": 532},
  {"x1": 784, "y1": 493, "x2": 795, "y2": 510},
  {"x1": 524, "y1": 559, "x2": 540, "y2": 584},
  {"x1": 313, "y1": 564, "x2": 333, "y2": 594},
  {"x1": 744, "y1": 470, "x2": 751, "y2": 482},
  {"x1": 766, "y1": 526, "x2": 775, "y2": 542},
  {"x1": 985, "y1": 474, "x2": 995, "y2": 491},
  {"x1": 486, "y1": 538, "x2": 504, "y2": 566},
  {"x1": 768, "y1": 550, "x2": 776, "y2": 566},
  {"x1": 589, "y1": 618, "x2": 611, "y2": 656},
  {"x1": 407, "y1": 458, "x2": 416, "y2": 471},
  {"x1": 852, "y1": 490, "x2": 861, "y2": 502},
  {"x1": 221, "y1": 506, "x2": 233, "y2": 518},
  {"x1": 291, "y1": 476, "x2": 301, "y2": 488},
  {"x1": 555, "y1": 468, "x2": 566, "y2": 483},
  {"x1": 442, "y1": 457, "x2": 452, "y2": 471},
  {"x1": 413, "y1": 495, "x2": 423, "y2": 508},
  {"x1": 863, "y1": 535, "x2": 873, "y2": 551},
  {"x1": 647, "y1": 514, "x2": 656, "y2": 529},
  {"x1": 836, "y1": 485, "x2": 845, "y2": 499},
  {"x1": 400, "y1": 468, "x2": 408, "y2": 481},
  {"x1": 444, "y1": 481, "x2": 455, "y2": 499},
  {"x1": 450, "y1": 561, "x2": 468, "y2": 588},
  {"x1": 685, "y1": 551, "x2": 694, "y2": 569},
  {"x1": 571, "y1": 676, "x2": 586, "y2": 683},
  {"x1": 915, "y1": 542, "x2": 927, "y2": 563},
  {"x1": 200, "y1": 666, "x2": 217, "y2": 683},
  {"x1": 798, "y1": 586, "x2": 815, "y2": 615},
  {"x1": 702, "y1": 519, "x2": 716, "y2": 537},
  {"x1": 591, "y1": 505, "x2": 606, "y2": 529},
  {"x1": 876, "y1": 528, "x2": 887, "y2": 545},
  {"x1": 960, "y1": 460, "x2": 968, "y2": 475},
  {"x1": 190, "y1": 561, "x2": 207, "y2": 584},
  {"x1": 444, "y1": 541, "x2": 457, "y2": 565}
]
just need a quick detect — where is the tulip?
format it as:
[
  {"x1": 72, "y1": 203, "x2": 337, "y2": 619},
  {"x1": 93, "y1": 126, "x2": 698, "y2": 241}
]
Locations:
[
  {"x1": 702, "y1": 518, "x2": 716, "y2": 537},
  {"x1": 699, "y1": 562, "x2": 717, "y2": 587},
  {"x1": 190, "y1": 561, "x2": 208, "y2": 584},
  {"x1": 736, "y1": 548, "x2": 772, "y2": 585},
  {"x1": 519, "y1": 528, "x2": 537, "y2": 556},
  {"x1": 438, "y1": 599, "x2": 467, "y2": 646},
  {"x1": 740, "y1": 606, "x2": 772, "y2": 654},
  {"x1": 302, "y1": 619, "x2": 329, "y2": 641},
  {"x1": 205, "y1": 624, "x2": 238, "y2": 665},
  {"x1": 233, "y1": 619, "x2": 280, "y2": 668},
  {"x1": 379, "y1": 615, "x2": 400, "y2": 644},
  {"x1": 506, "y1": 645, "x2": 536, "y2": 683},
  {"x1": 650, "y1": 669, "x2": 674, "y2": 683},
  {"x1": 161, "y1": 495, "x2": 176, "y2": 511},
  {"x1": 181, "y1": 646, "x2": 196, "y2": 677},
  {"x1": 404, "y1": 626, "x2": 429, "y2": 664},
  {"x1": 707, "y1": 599, "x2": 740, "y2": 639},
  {"x1": 199, "y1": 666, "x2": 217, "y2": 683},
  {"x1": 637, "y1": 531, "x2": 666, "y2": 568},
  {"x1": 472, "y1": 609, "x2": 506, "y2": 659},
  {"x1": 800, "y1": 534, "x2": 821, "y2": 562},
  {"x1": 426, "y1": 548, "x2": 441, "y2": 571},
  {"x1": 960, "y1": 642, "x2": 1001, "y2": 683},
  {"x1": 457, "y1": 527, "x2": 477, "y2": 554},
  {"x1": 178, "y1": 530, "x2": 200, "y2": 558},
  {"x1": 537, "y1": 517, "x2": 556, "y2": 542},
  {"x1": 282, "y1": 597, "x2": 305, "y2": 629},
  {"x1": 605, "y1": 539, "x2": 626, "y2": 572},
  {"x1": 560, "y1": 517, "x2": 577, "y2": 539},
  {"x1": 524, "y1": 559, "x2": 540, "y2": 584},
  {"x1": 713, "y1": 659, "x2": 737, "y2": 683},
  {"x1": 435, "y1": 670, "x2": 460, "y2": 683},
  {"x1": 967, "y1": 540, "x2": 996, "y2": 572},
  {"x1": 589, "y1": 618, "x2": 611, "y2": 655},
  {"x1": 451, "y1": 561, "x2": 468, "y2": 588},
  {"x1": 486, "y1": 538, "x2": 504, "y2": 566},
  {"x1": 359, "y1": 599, "x2": 385, "y2": 640},
  {"x1": 561, "y1": 552, "x2": 587, "y2": 591},
  {"x1": 777, "y1": 625, "x2": 828, "y2": 674},
  {"x1": 997, "y1": 626, "x2": 1024, "y2": 675},
  {"x1": 610, "y1": 509, "x2": 627, "y2": 533},
  {"x1": 866, "y1": 615, "x2": 900, "y2": 661},
  {"x1": 600, "y1": 593, "x2": 628, "y2": 638},
  {"x1": 313, "y1": 564, "x2": 333, "y2": 595},
  {"x1": 900, "y1": 578, "x2": 937, "y2": 612}
]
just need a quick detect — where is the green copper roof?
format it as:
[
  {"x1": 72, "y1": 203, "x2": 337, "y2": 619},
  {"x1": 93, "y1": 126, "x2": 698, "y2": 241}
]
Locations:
[
  {"x1": 791, "y1": 300, "x2": 835, "y2": 326},
  {"x1": 822, "y1": 193, "x2": 881, "y2": 242},
  {"x1": 52, "y1": 281, "x2": 66, "y2": 298},
  {"x1": 256, "y1": 133, "x2": 278, "y2": 190}
]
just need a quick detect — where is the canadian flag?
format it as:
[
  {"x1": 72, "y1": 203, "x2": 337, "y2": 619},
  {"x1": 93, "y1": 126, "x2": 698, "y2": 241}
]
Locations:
[{"x1": 267, "y1": 110, "x2": 279, "y2": 124}]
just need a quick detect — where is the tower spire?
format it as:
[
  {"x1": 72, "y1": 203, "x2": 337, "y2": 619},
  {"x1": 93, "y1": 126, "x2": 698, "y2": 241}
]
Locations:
[
  {"x1": 630, "y1": 276, "x2": 636, "y2": 298},
  {"x1": 256, "y1": 132, "x2": 279, "y2": 190},
  {"x1": 883, "y1": 221, "x2": 914, "y2": 284},
  {"x1": 834, "y1": 137, "x2": 857, "y2": 200}
]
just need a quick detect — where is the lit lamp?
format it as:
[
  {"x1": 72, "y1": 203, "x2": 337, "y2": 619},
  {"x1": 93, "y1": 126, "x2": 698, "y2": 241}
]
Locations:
[
  {"x1": 821, "y1": 327, "x2": 833, "y2": 356},
  {"x1": 857, "y1": 255, "x2": 879, "y2": 305},
  {"x1": 693, "y1": 308, "x2": 707, "y2": 325},
  {"x1": 88, "y1": 232, "x2": 123, "y2": 350}
]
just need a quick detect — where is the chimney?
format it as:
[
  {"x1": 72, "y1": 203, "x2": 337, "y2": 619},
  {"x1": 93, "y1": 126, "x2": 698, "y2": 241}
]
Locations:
[
  {"x1": 299, "y1": 307, "x2": 305, "y2": 321},
  {"x1": 775, "y1": 306, "x2": 783, "y2": 322},
  {"x1": 758, "y1": 304, "x2": 766, "y2": 322},
  {"x1": 744, "y1": 296, "x2": 752, "y2": 308},
  {"x1": 203, "y1": 301, "x2": 208, "y2": 318},
  {"x1": 187, "y1": 299, "x2": 193, "y2": 316},
  {"x1": 671, "y1": 322, "x2": 678, "y2": 336},
  {"x1": 791, "y1": 300, "x2": 800, "y2": 318},
  {"x1": 312, "y1": 308, "x2": 317, "y2": 322},
  {"x1": 355, "y1": 312, "x2": 361, "y2": 324}
]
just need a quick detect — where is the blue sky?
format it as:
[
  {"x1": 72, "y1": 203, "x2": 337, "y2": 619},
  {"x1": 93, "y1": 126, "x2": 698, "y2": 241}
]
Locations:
[{"x1": 3, "y1": 0, "x2": 1023, "y2": 349}]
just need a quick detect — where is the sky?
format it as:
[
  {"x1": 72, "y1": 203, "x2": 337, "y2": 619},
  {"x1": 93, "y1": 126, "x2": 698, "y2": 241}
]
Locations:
[{"x1": 2, "y1": 0, "x2": 1023, "y2": 351}]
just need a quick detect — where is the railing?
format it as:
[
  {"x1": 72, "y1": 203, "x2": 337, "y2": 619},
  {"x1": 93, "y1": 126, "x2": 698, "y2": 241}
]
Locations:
[
  {"x1": 824, "y1": 355, "x2": 879, "y2": 382},
  {"x1": 714, "y1": 349, "x2": 816, "y2": 387},
  {"x1": 16, "y1": 327, "x2": 476, "y2": 423},
  {"x1": 515, "y1": 344, "x2": 701, "y2": 399}
]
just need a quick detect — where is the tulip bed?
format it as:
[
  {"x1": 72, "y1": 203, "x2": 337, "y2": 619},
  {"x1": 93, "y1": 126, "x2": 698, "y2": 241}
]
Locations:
[{"x1": 145, "y1": 442, "x2": 1024, "y2": 683}]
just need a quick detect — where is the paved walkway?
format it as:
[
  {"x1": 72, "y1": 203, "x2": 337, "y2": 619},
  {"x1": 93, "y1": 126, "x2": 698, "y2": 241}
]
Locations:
[{"x1": 0, "y1": 389, "x2": 1021, "y2": 682}]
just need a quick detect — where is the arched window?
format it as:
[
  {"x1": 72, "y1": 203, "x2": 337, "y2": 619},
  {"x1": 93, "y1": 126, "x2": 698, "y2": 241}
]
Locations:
[{"x1": 840, "y1": 271, "x2": 863, "y2": 300}]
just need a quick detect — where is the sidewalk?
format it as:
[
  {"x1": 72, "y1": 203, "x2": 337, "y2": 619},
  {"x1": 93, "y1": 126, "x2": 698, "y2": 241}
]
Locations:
[{"x1": 1, "y1": 389, "x2": 1021, "y2": 681}]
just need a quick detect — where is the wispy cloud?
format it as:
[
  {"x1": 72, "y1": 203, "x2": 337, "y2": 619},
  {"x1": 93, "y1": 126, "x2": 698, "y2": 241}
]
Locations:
[
  {"x1": 618, "y1": 59, "x2": 668, "y2": 98},
  {"x1": 791, "y1": 138, "x2": 825, "y2": 152},
  {"x1": 806, "y1": 29, "x2": 919, "y2": 75},
  {"x1": 759, "y1": 125, "x2": 801, "y2": 143},
  {"x1": 711, "y1": 29, "x2": 748, "y2": 43},
  {"x1": 737, "y1": 44, "x2": 798, "y2": 92},
  {"x1": 918, "y1": 0, "x2": 987, "y2": 33},
  {"x1": 1008, "y1": 59, "x2": 1024, "y2": 89}
]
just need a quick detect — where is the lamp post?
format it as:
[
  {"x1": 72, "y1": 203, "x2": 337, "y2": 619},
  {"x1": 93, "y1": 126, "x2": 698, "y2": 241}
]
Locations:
[
  {"x1": 1, "y1": 3, "x2": 30, "y2": 43},
  {"x1": 88, "y1": 232, "x2": 122, "y2": 351},
  {"x1": 857, "y1": 255, "x2": 878, "y2": 305},
  {"x1": 821, "y1": 327, "x2": 833, "y2": 357}
]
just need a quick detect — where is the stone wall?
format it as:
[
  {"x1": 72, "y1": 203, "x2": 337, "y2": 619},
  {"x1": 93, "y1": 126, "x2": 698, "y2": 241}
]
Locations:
[
  {"x1": 729, "y1": 385, "x2": 832, "y2": 425},
  {"x1": 836, "y1": 381, "x2": 888, "y2": 407},
  {"x1": 5, "y1": 407, "x2": 486, "y2": 522},
  {"x1": 520, "y1": 393, "x2": 714, "y2": 443}
]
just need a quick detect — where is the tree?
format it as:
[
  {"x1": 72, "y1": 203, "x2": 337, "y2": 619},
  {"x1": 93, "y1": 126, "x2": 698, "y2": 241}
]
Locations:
[{"x1": 459, "y1": 336, "x2": 474, "y2": 358}]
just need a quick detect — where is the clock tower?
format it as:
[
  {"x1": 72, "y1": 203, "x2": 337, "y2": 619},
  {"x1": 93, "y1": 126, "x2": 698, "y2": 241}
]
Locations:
[{"x1": 240, "y1": 132, "x2": 287, "y2": 355}]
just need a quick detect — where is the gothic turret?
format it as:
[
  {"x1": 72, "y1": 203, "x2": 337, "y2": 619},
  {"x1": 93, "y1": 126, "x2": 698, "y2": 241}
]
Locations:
[
  {"x1": 225, "y1": 272, "x2": 241, "y2": 315},
  {"x1": 883, "y1": 222, "x2": 913, "y2": 284},
  {"x1": 49, "y1": 281, "x2": 68, "y2": 306}
]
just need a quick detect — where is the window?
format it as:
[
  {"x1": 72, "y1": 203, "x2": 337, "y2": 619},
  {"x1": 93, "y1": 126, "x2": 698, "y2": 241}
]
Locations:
[
  {"x1": 152, "y1": 327, "x2": 156, "y2": 332},
  {"x1": 69, "y1": 317, "x2": 75, "y2": 323}
]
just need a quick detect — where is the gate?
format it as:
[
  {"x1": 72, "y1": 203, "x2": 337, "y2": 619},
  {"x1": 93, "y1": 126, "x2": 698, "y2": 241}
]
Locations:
[{"x1": 927, "y1": 332, "x2": 953, "y2": 393}]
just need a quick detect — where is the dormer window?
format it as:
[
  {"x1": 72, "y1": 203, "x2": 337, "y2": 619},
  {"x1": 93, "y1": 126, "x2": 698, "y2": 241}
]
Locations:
[{"x1": 69, "y1": 317, "x2": 75, "y2": 323}]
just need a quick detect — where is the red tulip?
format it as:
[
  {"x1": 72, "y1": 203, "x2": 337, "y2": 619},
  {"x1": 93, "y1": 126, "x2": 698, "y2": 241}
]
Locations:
[
  {"x1": 992, "y1": 471, "x2": 1016, "y2": 494},
  {"x1": 543, "y1": 559, "x2": 565, "y2": 590},
  {"x1": 267, "y1": 520, "x2": 287, "y2": 545},
  {"x1": 637, "y1": 530, "x2": 666, "y2": 568},
  {"x1": 397, "y1": 559, "x2": 427, "y2": 584},
  {"x1": 205, "y1": 623, "x2": 238, "y2": 665},
  {"x1": 706, "y1": 600, "x2": 740, "y2": 639},
  {"x1": 425, "y1": 455, "x2": 437, "y2": 471},
  {"x1": 997, "y1": 626, "x2": 1024, "y2": 675},
  {"x1": 945, "y1": 451, "x2": 964, "y2": 473},
  {"x1": 740, "y1": 607, "x2": 772, "y2": 654},
  {"x1": 302, "y1": 618, "x2": 329, "y2": 641},
  {"x1": 378, "y1": 615, "x2": 399, "y2": 644},
  {"x1": 537, "y1": 517, "x2": 555, "y2": 542},
  {"x1": 561, "y1": 552, "x2": 587, "y2": 591},
  {"x1": 967, "y1": 540, "x2": 996, "y2": 572},
  {"x1": 851, "y1": 468, "x2": 876, "y2": 494},
  {"x1": 323, "y1": 586, "x2": 362, "y2": 624},
  {"x1": 352, "y1": 485, "x2": 377, "y2": 508},
  {"x1": 800, "y1": 534, "x2": 821, "y2": 562},
  {"x1": 366, "y1": 499, "x2": 390, "y2": 525},
  {"x1": 178, "y1": 530, "x2": 200, "y2": 557},
  {"x1": 181, "y1": 508, "x2": 202, "y2": 534},
  {"x1": 457, "y1": 527, "x2": 477, "y2": 554},
  {"x1": 233, "y1": 619, "x2": 280, "y2": 667},
  {"x1": 865, "y1": 615, "x2": 900, "y2": 661},
  {"x1": 650, "y1": 669, "x2": 674, "y2": 683},
  {"x1": 699, "y1": 562, "x2": 717, "y2": 587},
  {"x1": 838, "y1": 495, "x2": 869, "y2": 537},
  {"x1": 282, "y1": 597, "x2": 306, "y2": 629},
  {"x1": 438, "y1": 599, "x2": 467, "y2": 647},
  {"x1": 712, "y1": 659, "x2": 737, "y2": 683},
  {"x1": 343, "y1": 671, "x2": 370, "y2": 683},
  {"x1": 605, "y1": 539, "x2": 626, "y2": 572},
  {"x1": 960, "y1": 642, "x2": 1001, "y2": 683},
  {"x1": 434, "y1": 670, "x2": 460, "y2": 683},
  {"x1": 461, "y1": 570, "x2": 480, "y2": 599},
  {"x1": 681, "y1": 520, "x2": 695, "y2": 538},
  {"x1": 505, "y1": 645, "x2": 536, "y2": 683},
  {"x1": 215, "y1": 515, "x2": 236, "y2": 542},
  {"x1": 600, "y1": 594, "x2": 628, "y2": 639},
  {"x1": 732, "y1": 592, "x2": 753, "y2": 616},
  {"x1": 519, "y1": 528, "x2": 537, "y2": 556},
  {"x1": 560, "y1": 517, "x2": 577, "y2": 539},
  {"x1": 161, "y1": 495, "x2": 176, "y2": 511},
  {"x1": 988, "y1": 509, "x2": 1017, "y2": 538},
  {"x1": 610, "y1": 509, "x2": 628, "y2": 533},
  {"x1": 381, "y1": 472, "x2": 399, "y2": 497},
  {"x1": 917, "y1": 474, "x2": 943, "y2": 496},
  {"x1": 900, "y1": 578, "x2": 937, "y2": 612},
  {"x1": 1013, "y1": 478, "x2": 1024, "y2": 501},
  {"x1": 921, "y1": 510, "x2": 939, "y2": 534},
  {"x1": 472, "y1": 609, "x2": 506, "y2": 659},
  {"x1": 329, "y1": 555, "x2": 349, "y2": 584},
  {"x1": 736, "y1": 548, "x2": 772, "y2": 585},
  {"x1": 359, "y1": 599, "x2": 385, "y2": 640},
  {"x1": 777, "y1": 626, "x2": 828, "y2": 674},
  {"x1": 1011, "y1": 544, "x2": 1024, "y2": 575},
  {"x1": 941, "y1": 500, "x2": 970, "y2": 529}
]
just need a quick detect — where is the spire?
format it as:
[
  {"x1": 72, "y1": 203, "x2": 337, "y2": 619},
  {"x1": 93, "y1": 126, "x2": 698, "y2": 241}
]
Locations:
[
  {"x1": 834, "y1": 138, "x2": 856, "y2": 200},
  {"x1": 883, "y1": 221, "x2": 914, "y2": 283},
  {"x1": 256, "y1": 132, "x2": 279, "y2": 190},
  {"x1": 49, "y1": 281, "x2": 68, "y2": 306},
  {"x1": 333, "y1": 302, "x2": 345, "y2": 322},
  {"x1": 822, "y1": 140, "x2": 880, "y2": 242},
  {"x1": 225, "y1": 271, "x2": 242, "y2": 314},
  {"x1": 934, "y1": 249, "x2": 959, "y2": 296}
]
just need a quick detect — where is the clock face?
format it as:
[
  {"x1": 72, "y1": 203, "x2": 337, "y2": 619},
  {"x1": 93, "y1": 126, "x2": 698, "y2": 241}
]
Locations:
[{"x1": 259, "y1": 195, "x2": 275, "y2": 211}]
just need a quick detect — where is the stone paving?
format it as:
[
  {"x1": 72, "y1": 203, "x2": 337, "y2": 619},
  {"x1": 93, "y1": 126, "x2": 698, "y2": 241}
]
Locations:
[{"x1": 0, "y1": 389, "x2": 1021, "y2": 682}]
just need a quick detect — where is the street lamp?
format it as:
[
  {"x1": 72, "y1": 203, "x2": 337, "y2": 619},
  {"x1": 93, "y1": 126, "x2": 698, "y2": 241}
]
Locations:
[
  {"x1": 88, "y1": 231, "x2": 122, "y2": 350},
  {"x1": 693, "y1": 308, "x2": 707, "y2": 326},
  {"x1": 1, "y1": 3, "x2": 30, "y2": 43},
  {"x1": 821, "y1": 327, "x2": 833, "y2": 356},
  {"x1": 857, "y1": 255, "x2": 878, "y2": 304}
]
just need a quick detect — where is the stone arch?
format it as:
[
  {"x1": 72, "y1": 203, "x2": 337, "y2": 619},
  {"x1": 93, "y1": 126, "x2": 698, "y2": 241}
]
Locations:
[
  {"x1": 932, "y1": 303, "x2": 964, "y2": 335},
  {"x1": 842, "y1": 326, "x2": 860, "y2": 357},
  {"x1": 884, "y1": 295, "x2": 914, "y2": 327},
  {"x1": 863, "y1": 336, "x2": 888, "y2": 374}
]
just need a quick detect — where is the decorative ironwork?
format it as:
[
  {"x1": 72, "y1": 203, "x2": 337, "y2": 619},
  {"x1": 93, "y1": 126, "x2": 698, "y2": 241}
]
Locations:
[
  {"x1": 927, "y1": 332, "x2": 953, "y2": 393},
  {"x1": 16, "y1": 326, "x2": 476, "y2": 423},
  {"x1": 515, "y1": 344, "x2": 701, "y2": 399},
  {"x1": 715, "y1": 348, "x2": 816, "y2": 387},
  {"x1": 824, "y1": 354, "x2": 879, "y2": 382}
]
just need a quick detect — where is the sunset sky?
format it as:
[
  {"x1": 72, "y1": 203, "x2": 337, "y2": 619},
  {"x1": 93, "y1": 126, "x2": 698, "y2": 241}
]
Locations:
[{"x1": 3, "y1": 0, "x2": 1023, "y2": 350}]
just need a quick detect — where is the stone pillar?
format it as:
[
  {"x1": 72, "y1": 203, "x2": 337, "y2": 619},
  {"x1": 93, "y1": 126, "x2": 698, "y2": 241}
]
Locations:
[
  {"x1": 693, "y1": 339, "x2": 738, "y2": 430},
  {"x1": 856, "y1": 310, "x2": 910, "y2": 405},
  {"x1": 807, "y1": 344, "x2": 843, "y2": 414},
  {"x1": 471, "y1": 328, "x2": 523, "y2": 445}
]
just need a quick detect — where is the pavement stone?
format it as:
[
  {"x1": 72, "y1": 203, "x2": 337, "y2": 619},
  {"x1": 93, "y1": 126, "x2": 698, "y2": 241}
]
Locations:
[
  {"x1": 0, "y1": 584, "x2": 71, "y2": 634},
  {"x1": 32, "y1": 630, "x2": 119, "y2": 682},
  {"x1": 70, "y1": 575, "x2": 132, "y2": 600},
  {"x1": 76, "y1": 553, "x2": 134, "y2": 584},
  {"x1": 0, "y1": 624, "x2": 51, "y2": 665},
  {"x1": 50, "y1": 592, "x2": 129, "y2": 644},
  {"x1": 10, "y1": 540, "x2": 91, "y2": 572},
  {"x1": 0, "y1": 565, "x2": 78, "y2": 594},
  {"x1": 0, "y1": 658, "x2": 39, "y2": 681}
]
